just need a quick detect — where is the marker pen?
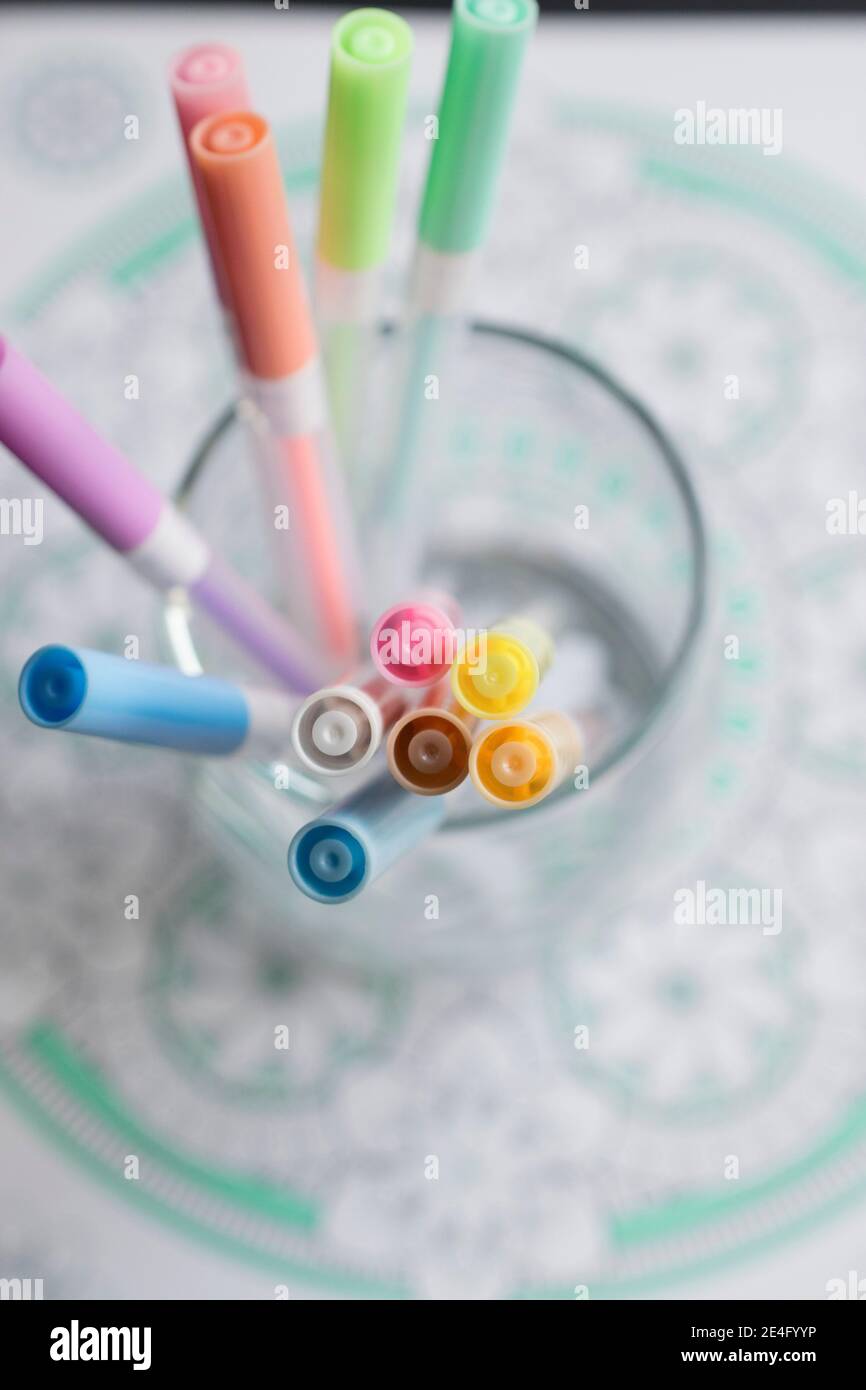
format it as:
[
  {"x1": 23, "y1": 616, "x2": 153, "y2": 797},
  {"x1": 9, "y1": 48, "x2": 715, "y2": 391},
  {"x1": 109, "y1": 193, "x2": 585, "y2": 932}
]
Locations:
[
  {"x1": 168, "y1": 43, "x2": 251, "y2": 315},
  {"x1": 374, "y1": 0, "x2": 538, "y2": 588},
  {"x1": 369, "y1": 593, "x2": 460, "y2": 687},
  {"x1": 387, "y1": 678, "x2": 477, "y2": 796},
  {"x1": 291, "y1": 669, "x2": 408, "y2": 776},
  {"x1": 316, "y1": 9, "x2": 413, "y2": 462},
  {"x1": 413, "y1": 0, "x2": 538, "y2": 311},
  {"x1": 190, "y1": 110, "x2": 362, "y2": 669},
  {"x1": 19, "y1": 645, "x2": 296, "y2": 758},
  {"x1": 469, "y1": 711, "x2": 584, "y2": 808},
  {"x1": 451, "y1": 611, "x2": 555, "y2": 720},
  {"x1": 288, "y1": 773, "x2": 446, "y2": 903},
  {"x1": 0, "y1": 337, "x2": 321, "y2": 693}
]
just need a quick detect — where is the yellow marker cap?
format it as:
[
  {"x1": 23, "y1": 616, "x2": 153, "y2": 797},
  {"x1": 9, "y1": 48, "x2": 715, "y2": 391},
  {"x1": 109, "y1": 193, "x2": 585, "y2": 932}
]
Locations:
[
  {"x1": 469, "y1": 711, "x2": 583, "y2": 808},
  {"x1": 450, "y1": 614, "x2": 554, "y2": 719}
]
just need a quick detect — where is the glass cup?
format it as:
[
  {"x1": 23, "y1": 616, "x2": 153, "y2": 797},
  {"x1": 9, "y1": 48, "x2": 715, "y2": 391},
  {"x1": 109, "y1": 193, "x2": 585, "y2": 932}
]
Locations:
[{"x1": 164, "y1": 322, "x2": 708, "y2": 972}]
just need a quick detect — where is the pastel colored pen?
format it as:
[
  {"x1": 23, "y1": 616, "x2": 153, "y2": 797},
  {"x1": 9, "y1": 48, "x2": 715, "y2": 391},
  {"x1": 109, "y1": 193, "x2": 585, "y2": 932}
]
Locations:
[
  {"x1": 171, "y1": 50, "x2": 310, "y2": 633},
  {"x1": 373, "y1": 0, "x2": 537, "y2": 585},
  {"x1": 469, "y1": 712, "x2": 583, "y2": 809},
  {"x1": 316, "y1": 8, "x2": 413, "y2": 465},
  {"x1": 190, "y1": 111, "x2": 362, "y2": 669},
  {"x1": 369, "y1": 593, "x2": 460, "y2": 687},
  {"x1": 288, "y1": 772, "x2": 446, "y2": 903},
  {"x1": 0, "y1": 337, "x2": 321, "y2": 693},
  {"x1": 19, "y1": 645, "x2": 296, "y2": 758},
  {"x1": 451, "y1": 611, "x2": 555, "y2": 720},
  {"x1": 412, "y1": 0, "x2": 537, "y2": 313},
  {"x1": 387, "y1": 677, "x2": 477, "y2": 796},
  {"x1": 168, "y1": 43, "x2": 251, "y2": 316},
  {"x1": 291, "y1": 669, "x2": 409, "y2": 776}
]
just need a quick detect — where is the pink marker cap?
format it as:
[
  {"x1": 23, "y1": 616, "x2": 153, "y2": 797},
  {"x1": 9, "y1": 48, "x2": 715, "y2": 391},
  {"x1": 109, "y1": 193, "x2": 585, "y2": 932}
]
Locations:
[
  {"x1": 169, "y1": 44, "x2": 251, "y2": 310},
  {"x1": 0, "y1": 337, "x2": 162, "y2": 551},
  {"x1": 370, "y1": 596, "x2": 460, "y2": 687},
  {"x1": 170, "y1": 44, "x2": 249, "y2": 133}
]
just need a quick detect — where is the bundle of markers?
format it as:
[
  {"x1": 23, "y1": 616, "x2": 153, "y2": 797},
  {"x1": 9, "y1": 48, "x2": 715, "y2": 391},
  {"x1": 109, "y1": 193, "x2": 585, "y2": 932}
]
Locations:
[{"x1": 1, "y1": 1, "x2": 587, "y2": 906}]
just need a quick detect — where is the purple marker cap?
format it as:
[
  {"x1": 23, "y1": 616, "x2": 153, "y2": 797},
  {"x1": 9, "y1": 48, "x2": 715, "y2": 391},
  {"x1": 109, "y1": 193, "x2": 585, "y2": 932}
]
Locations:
[{"x1": 0, "y1": 336, "x2": 162, "y2": 552}]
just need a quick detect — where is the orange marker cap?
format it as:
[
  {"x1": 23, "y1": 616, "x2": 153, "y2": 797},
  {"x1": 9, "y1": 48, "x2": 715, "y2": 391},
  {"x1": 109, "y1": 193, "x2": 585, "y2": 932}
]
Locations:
[
  {"x1": 469, "y1": 712, "x2": 583, "y2": 809},
  {"x1": 190, "y1": 111, "x2": 317, "y2": 379}
]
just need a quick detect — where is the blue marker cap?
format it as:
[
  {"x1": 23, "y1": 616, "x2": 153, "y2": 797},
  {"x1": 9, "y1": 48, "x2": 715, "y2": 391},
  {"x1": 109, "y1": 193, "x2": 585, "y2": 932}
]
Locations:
[
  {"x1": 19, "y1": 645, "x2": 252, "y2": 755},
  {"x1": 288, "y1": 773, "x2": 446, "y2": 903}
]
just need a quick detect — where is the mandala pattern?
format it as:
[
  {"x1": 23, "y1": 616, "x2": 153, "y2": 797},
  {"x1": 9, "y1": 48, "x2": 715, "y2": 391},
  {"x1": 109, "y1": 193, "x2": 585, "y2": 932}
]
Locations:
[{"x1": 2, "y1": 97, "x2": 866, "y2": 1298}]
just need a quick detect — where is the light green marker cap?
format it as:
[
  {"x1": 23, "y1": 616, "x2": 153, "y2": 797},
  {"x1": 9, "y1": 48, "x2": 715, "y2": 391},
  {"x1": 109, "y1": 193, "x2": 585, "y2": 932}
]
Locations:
[
  {"x1": 317, "y1": 8, "x2": 413, "y2": 272},
  {"x1": 419, "y1": 0, "x2": 537, "y2": 256},
  {"x1": 419, "y1": 0, "x2": 536, "y2": 255}
]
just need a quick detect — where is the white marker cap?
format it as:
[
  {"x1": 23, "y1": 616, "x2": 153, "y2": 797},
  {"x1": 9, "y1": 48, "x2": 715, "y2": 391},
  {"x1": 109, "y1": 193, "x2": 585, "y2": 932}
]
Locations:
[{"x1": 291, "y1": 683, "x2": 383, "y2": 775}]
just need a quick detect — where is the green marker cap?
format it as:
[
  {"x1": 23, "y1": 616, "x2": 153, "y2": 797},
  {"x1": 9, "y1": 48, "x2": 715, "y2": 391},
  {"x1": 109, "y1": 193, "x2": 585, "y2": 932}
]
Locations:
[
  {"x1": 317, "y1": 8, "x2": 414, "y2": 272},
  {"x1": 419, "y1": 0, "x2": 538, "y2": 256}
]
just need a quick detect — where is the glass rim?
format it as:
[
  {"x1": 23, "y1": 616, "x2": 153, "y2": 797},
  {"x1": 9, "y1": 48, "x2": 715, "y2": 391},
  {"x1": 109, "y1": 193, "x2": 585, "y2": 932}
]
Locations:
[{"x1": 170, "y1": 320, "x2": 709, "y2": 826}]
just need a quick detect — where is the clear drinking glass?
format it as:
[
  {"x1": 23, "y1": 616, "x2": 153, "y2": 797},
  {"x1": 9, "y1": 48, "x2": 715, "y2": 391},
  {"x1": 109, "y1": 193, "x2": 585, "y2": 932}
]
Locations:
[{"x1": 164, "y1": 322, "x2": 708, "y2": 972}]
